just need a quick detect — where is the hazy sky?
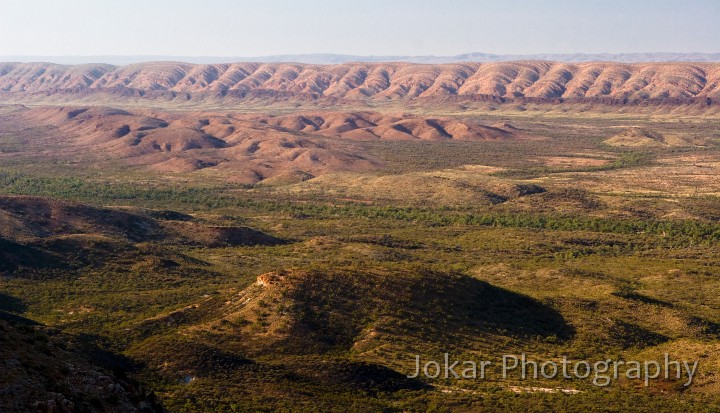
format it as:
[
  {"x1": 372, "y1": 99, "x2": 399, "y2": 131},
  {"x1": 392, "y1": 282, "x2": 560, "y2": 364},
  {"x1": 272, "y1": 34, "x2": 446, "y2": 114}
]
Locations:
[{"x1": 1, "y1": 0, "x2": 718, "y2": 56}]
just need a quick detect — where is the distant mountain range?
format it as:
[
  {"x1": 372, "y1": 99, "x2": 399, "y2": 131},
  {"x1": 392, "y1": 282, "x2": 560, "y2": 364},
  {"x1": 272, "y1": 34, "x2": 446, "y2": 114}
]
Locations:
[
  {"x1": 2, "y1": 52, "x2": 720, "y2": 65},
  {"x1": 2, "y1": 61, "x2": 720, "y2": 104}
]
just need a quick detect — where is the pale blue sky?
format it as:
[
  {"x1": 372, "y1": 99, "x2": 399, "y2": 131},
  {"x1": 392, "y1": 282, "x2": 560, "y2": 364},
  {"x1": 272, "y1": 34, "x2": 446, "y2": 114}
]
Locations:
[{"x1": 0, "y1": 0, "x2": 718, "y2": 56}]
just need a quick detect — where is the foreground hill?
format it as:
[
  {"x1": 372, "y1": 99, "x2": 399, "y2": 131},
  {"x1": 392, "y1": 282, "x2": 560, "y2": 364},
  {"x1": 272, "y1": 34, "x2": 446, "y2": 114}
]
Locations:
[
  {"x1": 0, "y1": 310, "x2": 161, "y2": 412},
  {"x1": 125, "y1": 268, "x2": 571, "y2": 410},
  {"x1": 1, "y1": 61, "x2": 720, "y2": 103}
]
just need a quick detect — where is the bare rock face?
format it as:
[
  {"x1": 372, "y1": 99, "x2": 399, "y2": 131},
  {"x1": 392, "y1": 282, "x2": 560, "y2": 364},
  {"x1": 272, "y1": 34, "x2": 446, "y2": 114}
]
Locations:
[{"x1": 256, "y1": 271, "x2": 288, "y2": 288}]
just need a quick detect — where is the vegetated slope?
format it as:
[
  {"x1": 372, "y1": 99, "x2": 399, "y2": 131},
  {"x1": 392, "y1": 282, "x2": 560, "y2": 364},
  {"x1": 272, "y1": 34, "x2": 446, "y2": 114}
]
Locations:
[
  {"x1": 0, "y1": 194, "x2": 164, "y2": 243},
  {"x1": 0, "y1": 195, "x2": 283, "y2": 274},
  {"x1": 288, "y1": 169, "x2": 547, "y2": 206},
  {"x1": 129, "y1": 268, "x2": 570, "y2": 374},
  {"x1": 125, "y1": 268, "x2": 570, "y2": 407},
  {"x1": 1, "y1": 61, "x2": 720, "y2": 102},
  {"x1": 7, "y1": 106, "x2": 534, "y2": 182},
  {"x1": 603, "y1": 127, "x2": 700, "y2": 147},
  {"x1": 247, "y1": 269, "x2": 571, "y2": 353},
  {"x1": 0, "y1": 312, "x2": 161, "y2": 412}
]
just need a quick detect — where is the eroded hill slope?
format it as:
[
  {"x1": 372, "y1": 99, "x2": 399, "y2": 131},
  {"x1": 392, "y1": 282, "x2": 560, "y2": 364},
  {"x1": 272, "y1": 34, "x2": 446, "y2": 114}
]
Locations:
[{"x1": 1, "y1": 61, "x2": 720, "y2": 102}]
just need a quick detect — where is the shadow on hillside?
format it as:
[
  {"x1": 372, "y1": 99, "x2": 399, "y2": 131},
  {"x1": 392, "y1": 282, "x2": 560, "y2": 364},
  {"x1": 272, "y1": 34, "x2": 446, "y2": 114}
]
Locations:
[
  {"x1": 0, "y1": 237, "x2": 63, "y2": 272},
  {"x1": 278, "y1": 270, "x2": 574, "y2": 353},
  {"x1": 0, "y1": 291, "x2": 26, "y2": 313},
  {"x1": 403, "y1": 272, "x2": 575, "y2": 342},
  {"x1": 290, "y1": 358, "x2": 431, "y2": 396},
  {"x1": 0, "y1": 292, "x2": 37, "y2": 325},
  {"x1": 73, "y1": 333, "x2": 145, "y2": 375}
]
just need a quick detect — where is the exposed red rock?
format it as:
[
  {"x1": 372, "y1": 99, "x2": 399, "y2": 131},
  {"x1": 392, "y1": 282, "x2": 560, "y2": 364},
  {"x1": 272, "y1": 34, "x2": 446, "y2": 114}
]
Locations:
[{"x1": 2, "y1": 61, "x2": 719, "y2": 103}]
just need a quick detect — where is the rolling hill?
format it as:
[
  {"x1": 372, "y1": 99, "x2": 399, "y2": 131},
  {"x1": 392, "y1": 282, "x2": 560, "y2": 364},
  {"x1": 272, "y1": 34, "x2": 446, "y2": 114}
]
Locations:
[
  {"x1": 124, "y1": 268, "x2": 571, "y2": 409},
  {"x1": 3, "y1": 106, "x2": 536, "y2": 183},
  {"x1": 0, "y1": 195, "x2": 284, "y2": 274},
  {"x1": 603, "y1": 127, "x2": 702, "y2": 147}
]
